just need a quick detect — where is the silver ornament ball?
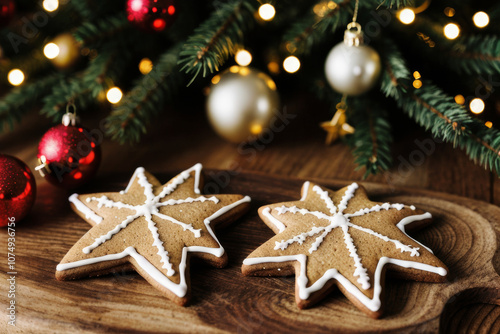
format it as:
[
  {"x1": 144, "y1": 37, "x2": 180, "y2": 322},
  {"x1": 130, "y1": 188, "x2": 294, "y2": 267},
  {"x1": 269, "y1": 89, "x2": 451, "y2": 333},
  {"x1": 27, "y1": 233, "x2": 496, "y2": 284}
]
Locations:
[
  {"x1": 324, "y1": 42, "x2": 381, "y2": 96},
  {"x1": 207, "y1": 66, "x2": 280, "y2": 143}
]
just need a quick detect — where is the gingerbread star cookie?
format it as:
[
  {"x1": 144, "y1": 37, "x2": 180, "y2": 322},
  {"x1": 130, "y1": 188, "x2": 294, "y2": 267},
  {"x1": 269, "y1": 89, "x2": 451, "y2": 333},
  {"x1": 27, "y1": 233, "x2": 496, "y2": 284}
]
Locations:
[
  {"x1": 242, "y1": 181, "x2": 447, "y2": 318},
  {"x1": 56, "y1": 164, "x2": 250, "y2": 305}
]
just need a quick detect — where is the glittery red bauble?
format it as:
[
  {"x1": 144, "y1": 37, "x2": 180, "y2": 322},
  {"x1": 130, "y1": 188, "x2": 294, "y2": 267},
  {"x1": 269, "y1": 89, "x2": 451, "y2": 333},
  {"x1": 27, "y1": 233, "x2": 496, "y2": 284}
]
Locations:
[
  {"x1": 37, "y1": 124, "x2": 101, "y2": 189},
  {"x1": 0, "y1": 0, "x2": 15, "y2": 28},
  {"x1": 0, "y1": 154, "x2": 36, "y2": 227},
  {"x1": 126, "y1": 0, "x2": 177, "y2": 32}
]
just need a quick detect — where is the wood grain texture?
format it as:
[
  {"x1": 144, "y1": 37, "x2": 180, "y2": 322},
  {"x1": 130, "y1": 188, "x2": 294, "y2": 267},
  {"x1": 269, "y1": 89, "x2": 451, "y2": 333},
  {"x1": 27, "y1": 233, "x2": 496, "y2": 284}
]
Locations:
[{"x1": 1, "y1": 171, "x2": 499, "y2": 333}]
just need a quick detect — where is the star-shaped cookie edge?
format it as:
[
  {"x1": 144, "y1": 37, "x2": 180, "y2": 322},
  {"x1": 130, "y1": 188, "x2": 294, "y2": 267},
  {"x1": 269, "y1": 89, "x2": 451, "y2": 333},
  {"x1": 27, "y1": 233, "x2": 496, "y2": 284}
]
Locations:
[
  {"x1": 56, "y1": 164, "x2": 251, "y2": 305},
  {"x1": 242, "y1": 181, "x2": 448, "y2": 318}
]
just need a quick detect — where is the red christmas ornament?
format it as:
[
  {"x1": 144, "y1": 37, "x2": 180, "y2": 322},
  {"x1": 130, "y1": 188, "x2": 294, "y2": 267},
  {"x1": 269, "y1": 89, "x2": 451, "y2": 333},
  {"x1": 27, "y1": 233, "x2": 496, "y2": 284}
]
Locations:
[
  {"x1": 0, "y1": 0, "x2": 16, "y2": 28},
  {"x1": 126, "y1": 0, "x2": 177, "y2": 32},
  {"x1": 36, "y1": 111, "x2": 101, "y2": 189},
  {"x1": 0, "y1": 154, "x2": 36, "y2": 227}
]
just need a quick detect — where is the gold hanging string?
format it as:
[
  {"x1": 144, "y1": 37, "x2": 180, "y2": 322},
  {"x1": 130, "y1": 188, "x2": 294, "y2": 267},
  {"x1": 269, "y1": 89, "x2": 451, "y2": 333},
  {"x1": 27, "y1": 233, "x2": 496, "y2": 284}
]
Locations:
[{"x1": 351, "y1": 0, "x2": 360, "y2": 23}]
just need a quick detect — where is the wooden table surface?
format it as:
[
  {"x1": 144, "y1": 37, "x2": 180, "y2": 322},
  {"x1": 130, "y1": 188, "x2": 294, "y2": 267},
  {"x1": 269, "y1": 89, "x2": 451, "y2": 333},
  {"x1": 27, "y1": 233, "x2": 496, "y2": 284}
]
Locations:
[{"x1": 1, "y1": 92, "x2": 499, "y2": 332}]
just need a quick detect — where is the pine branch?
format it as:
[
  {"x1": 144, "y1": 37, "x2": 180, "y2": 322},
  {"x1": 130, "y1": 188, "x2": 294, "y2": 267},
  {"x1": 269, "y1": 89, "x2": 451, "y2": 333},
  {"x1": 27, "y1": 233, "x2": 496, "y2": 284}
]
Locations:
[
  {"x1": 406, "y1": 18, "x2": 500, "y2": 75},
  {"x1": 380, "y1": 40, "x2": 500, "y2": 175},
  {"x1": 73, "y1": 13, "x2": 133, "y2": 48},
  {"x1": 282, "y1": 0, "x2": 412, "y2": 56},
  {"x1": 282, "y1": 0, "x2": 351, "y2": 56},
  {"x1": 40, "y1": 76, "x2": 92, "y2": 121},
  {"x1": 381, "y1": 41, "x2": 472, "y2": 137},
  {"x1": 346, "y1": 99, "x2": 393, "y2": 178},
  {"x1": 379, "y1": 40, "x2": 409, "y2": 100},
  {"x1": 105, "y1": 45, "x2": 184, "y2": 143},
  {"x1": 447, "y1": 35, "x2": 500, "y2": 75},
  {"x1": 178, "y1": 0, "x2": 257, "y2": 84},
  {"x1": 0, "y1": 73, "x2": 63, "y2": 131},
  {"x1": 466, "y1": 121, "x2": 500, "y2": 172},
  {"x1": 369, "y1": 0, "x2": 410, "y2": 7},
  {"x1": 309, "y1": 77, "x2": 391, "y2": 177},
  {"x1": 68, "y1": 0, "x2": 94, "y2": 21},
  {"x1": 41, "y1": 46, "x2": 132, "y2": 120}
]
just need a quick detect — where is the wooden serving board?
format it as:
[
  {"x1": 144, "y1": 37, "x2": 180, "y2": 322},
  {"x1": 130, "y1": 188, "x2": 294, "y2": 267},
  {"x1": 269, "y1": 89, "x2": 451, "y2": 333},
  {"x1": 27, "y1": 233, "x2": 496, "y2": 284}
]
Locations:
[{"x1": 2, "y1": 170, "x2": 500, "y2": 333}]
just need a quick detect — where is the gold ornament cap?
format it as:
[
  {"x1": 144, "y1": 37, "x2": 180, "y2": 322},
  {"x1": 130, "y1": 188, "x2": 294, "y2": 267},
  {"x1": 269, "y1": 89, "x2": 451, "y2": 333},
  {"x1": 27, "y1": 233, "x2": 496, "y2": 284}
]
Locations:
[{"x1": 344, "y1": 22, "x2": 363, "y2": 46}]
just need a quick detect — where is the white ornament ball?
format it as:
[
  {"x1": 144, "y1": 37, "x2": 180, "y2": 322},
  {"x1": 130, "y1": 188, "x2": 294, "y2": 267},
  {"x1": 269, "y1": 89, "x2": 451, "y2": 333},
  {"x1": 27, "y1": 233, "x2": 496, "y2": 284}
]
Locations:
[
  {"x1": 324, "y1": 42, "x2": 381, "y2": 96},
  {"x1": 207, "y1": 66, "x2": 280, "y2": 143}
]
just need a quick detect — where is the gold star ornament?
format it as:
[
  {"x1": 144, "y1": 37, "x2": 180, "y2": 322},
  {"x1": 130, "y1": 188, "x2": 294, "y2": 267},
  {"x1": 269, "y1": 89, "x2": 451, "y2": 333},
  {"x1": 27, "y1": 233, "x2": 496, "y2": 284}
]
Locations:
[
  {"x1": 56, "y1": 164, "x2": 251, "y2": 305},
  {"x1": 320, "y1": 105, "x2": 355, "y2": 145},
  {"x1": 242, "y1": 181, "x2": 448, "y2": 318}
]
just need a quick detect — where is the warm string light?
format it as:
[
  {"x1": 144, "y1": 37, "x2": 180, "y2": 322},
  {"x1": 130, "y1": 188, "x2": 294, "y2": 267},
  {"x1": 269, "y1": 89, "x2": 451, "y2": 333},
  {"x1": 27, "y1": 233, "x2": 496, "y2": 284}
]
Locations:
[
  {"x1": 235, "y1": 49, "x2": 252, "y2": 66},
  {"x1": 138, "y1": 58, "x2": 153, "y2": 75},
  {"x1": 469, "y1": 98, "x2": 485, "y2": 114},
  {"x1": 412, "y1": 71, "x2": 422, "y2": 88},
  {"x1": 267, "y1": 61, "x2": 280, "y2": 74},
  {"x1": 454, "y1": 94, "x2": 465, "y2": 105},
  {"x1": 238, "y1": 66, "x2": 250, "y2": 76},
  {"x1": 106, "y1": 87, "x2": 123, "y2": 104},
  {"x1": 43, "y1": 43, "x2": 60, "y2": 59},
  {"x1": 473, "y1": 11, "x2": 489, "y2": 28},
  {"x1": 43, "y1": 0, "x2": 59, "y2": 12},
  {"x1": 444, "y1": 23, "x2": 460, "y2": 40},
  {"x1": 211, "y1": 75, "x2": 221, "y2": 85},
  {"x1": 258, "y1": 4, "x2": 276, "y2": 21},
  {"x1": 313, "y1": 1, "x2": 336, "y2": 17},
  {"x1": 7, "y1": 69, "x2": 25, "y2": 86},
  {"x1": 485, "y1": 121, "x2": 493, "y2": 128},
  {"x1": 283, "y1": 56, "x2": 300, "y2": 73},
  {"x1": 398, "y1": 8, "x2": 415, "y2": 24},
  {"x1": 250, "y1": 124, "x2": 263, "y2": 135}
]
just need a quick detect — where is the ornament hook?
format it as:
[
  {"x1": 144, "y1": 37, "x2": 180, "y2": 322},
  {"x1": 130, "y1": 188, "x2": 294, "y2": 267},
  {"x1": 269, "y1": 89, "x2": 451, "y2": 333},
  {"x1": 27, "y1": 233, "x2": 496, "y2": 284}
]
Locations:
[
  {"x1": 35, "y1": 155, "x2": 51, "y2": 177},
  {"x1": 344, "y1": 22, "x2": 363, "y2": 46},
  {"x1": 62, "y1": 102, "x2": 78, "y2": 126}
]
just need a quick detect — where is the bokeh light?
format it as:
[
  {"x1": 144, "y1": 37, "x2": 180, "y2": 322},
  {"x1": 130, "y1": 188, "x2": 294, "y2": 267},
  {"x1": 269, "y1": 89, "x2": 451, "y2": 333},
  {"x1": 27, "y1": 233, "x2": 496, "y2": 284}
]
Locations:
[
  {"x1": 398, "y1": 8, "x2": 415, "y2": 24},
  {"x1": 43, "y1": 0, "x2": 59, "y2": 12},
  {"x1": 469, "y1": 98, "x2": 485, "y2": 114},
  {"x1": 258, "y1": 4, "x2": 276, "y2": 21},
  {"x1": 106, "y1": 87, "x2": 123, "y2": 104},
  {"x1": 283, "y1": 56, "x2": 300, "y2": 73},
  {"x1": 138, "y1": 58, "x2": 153, "y2": 75},
  {"x1": 8, "y1": 69, "x2": 25, "y2": 86},
  {"x1": 473, "y1": 11, "x2": 489, "y2": 28},
  {"x1": 444, "y1": 23, "x2": 460, "y2": 39},
  {"x1": 43, "y1": 43, "x2": 60, "y2": 59},
  {"x1": 235, "y1": 49, "x2": 252, "y2": 66}
]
